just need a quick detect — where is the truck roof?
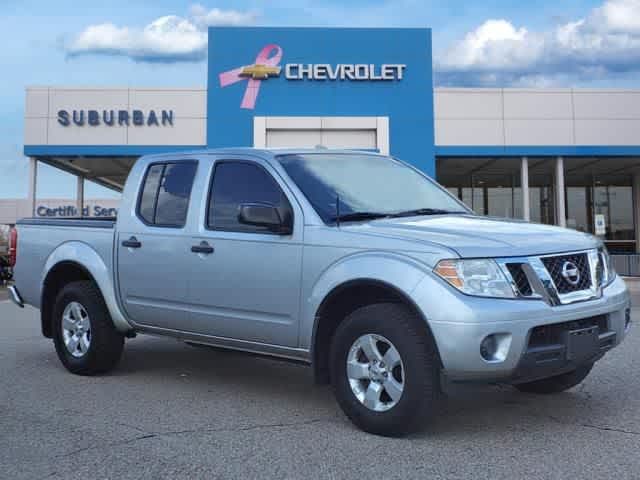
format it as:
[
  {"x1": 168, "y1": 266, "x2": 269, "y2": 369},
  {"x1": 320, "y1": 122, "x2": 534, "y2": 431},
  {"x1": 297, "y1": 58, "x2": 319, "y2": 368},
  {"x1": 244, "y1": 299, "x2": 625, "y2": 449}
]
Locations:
[{"x1": 139, "y1": 147, "x2": 383, "y2": 161}]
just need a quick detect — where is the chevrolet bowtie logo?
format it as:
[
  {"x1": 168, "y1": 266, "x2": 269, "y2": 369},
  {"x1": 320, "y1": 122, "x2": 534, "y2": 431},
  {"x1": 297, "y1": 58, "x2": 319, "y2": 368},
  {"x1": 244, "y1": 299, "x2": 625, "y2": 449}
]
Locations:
[
  {"x1": 219, "y1": 44, "x2": 283, "y2": 109},
  {"x1": 239, "y1": 64, "x2": 281, "y2": 80}
]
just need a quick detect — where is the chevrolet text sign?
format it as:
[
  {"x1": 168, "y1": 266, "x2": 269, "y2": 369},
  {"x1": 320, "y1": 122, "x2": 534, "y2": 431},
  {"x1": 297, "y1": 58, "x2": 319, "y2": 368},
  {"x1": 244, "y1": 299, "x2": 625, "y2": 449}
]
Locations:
[
  {"x1": 285, "y1": 64, "x2": 406, "y2": 81},
  {"x1": 219, "y1": 42, "x2": 407, "y2": 109}
]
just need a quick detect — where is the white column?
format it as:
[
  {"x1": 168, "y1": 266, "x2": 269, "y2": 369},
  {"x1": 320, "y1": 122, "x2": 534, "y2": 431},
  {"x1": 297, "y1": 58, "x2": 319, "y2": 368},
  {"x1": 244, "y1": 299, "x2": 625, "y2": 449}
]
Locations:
[
  {"x1": 521, "y1": 156, "x2": 530, "y2": 221},
  {"x1": 633, "y1": 172, "x2": 640, "y2": 253},
  {"x1": 76, "y1": 176, "x2": 85, "y2": 217},
  {"x1": 253, "y1": 117, "x2": 266, "y2": 148},
  {"x1": 555, "y1": 156, "x2": 566, "y2": 227},
  {"x1": 376, "y1": 116, "x2": 390, "y2": 155},
  {"x1": 27, "y1": 157, "x2": 38, "y2": 217}
]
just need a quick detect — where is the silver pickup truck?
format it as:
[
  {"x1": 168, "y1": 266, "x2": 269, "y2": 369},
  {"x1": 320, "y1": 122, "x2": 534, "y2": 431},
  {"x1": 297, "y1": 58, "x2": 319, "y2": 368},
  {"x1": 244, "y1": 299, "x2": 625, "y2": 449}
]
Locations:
[{"x1": 9, "y1": 148, "x2": 631, "y2": 436}]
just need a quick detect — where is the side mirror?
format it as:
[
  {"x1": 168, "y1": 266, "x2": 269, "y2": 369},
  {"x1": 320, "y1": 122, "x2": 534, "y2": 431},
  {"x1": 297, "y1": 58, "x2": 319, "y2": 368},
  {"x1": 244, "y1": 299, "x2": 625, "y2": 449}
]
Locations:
[{"x1": 238, "y1": 203, "x2": 292, "y2": 234}]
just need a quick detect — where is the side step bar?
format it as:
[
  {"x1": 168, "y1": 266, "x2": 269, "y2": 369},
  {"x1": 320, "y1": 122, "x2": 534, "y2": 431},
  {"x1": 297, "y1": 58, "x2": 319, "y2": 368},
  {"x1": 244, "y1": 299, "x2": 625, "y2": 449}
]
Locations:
[{"x1": 8, "y1": 285, "x2": 24, "y2": 308}]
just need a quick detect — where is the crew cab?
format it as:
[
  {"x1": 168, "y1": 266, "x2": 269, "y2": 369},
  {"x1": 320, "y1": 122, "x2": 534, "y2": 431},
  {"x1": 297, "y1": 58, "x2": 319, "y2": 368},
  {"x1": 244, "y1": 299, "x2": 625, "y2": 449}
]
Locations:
[{"x1": 9, "y1": 148, "x2": 631, "y2": 436}]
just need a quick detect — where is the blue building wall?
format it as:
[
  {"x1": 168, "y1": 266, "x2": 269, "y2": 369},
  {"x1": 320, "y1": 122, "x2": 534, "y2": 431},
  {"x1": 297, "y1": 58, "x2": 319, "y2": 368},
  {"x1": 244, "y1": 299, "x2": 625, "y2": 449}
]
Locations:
[{"x1": 207, "y1": 27, "x2": 436, "y2": 176}]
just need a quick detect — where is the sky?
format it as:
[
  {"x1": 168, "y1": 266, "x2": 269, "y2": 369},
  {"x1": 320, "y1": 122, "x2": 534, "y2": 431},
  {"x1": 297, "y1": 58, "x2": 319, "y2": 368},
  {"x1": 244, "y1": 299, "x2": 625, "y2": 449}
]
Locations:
[{"x1": 2, "y1": 0, "x2": 640, "y2": 199}]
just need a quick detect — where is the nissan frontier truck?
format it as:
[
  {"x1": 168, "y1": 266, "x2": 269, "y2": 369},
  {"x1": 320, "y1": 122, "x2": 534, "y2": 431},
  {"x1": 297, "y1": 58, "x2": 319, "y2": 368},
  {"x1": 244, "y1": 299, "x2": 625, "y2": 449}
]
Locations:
[{"x1": 8, "y1": 149, "x2": 631, "y2": 436}]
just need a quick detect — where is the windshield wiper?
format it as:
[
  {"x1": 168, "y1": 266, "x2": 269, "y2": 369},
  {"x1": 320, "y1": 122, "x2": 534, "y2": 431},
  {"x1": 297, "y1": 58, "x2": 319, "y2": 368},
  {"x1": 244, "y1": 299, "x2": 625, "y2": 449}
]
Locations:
[
  {"x1": 388, "y1": 208, "x2": 469, "y2": 218},
  {"x1": 331, "y1": 212, "x2": 391, "y2": 223},
  {"x1": 330, "y1": 208, "x2": 468, "y2": 224}
]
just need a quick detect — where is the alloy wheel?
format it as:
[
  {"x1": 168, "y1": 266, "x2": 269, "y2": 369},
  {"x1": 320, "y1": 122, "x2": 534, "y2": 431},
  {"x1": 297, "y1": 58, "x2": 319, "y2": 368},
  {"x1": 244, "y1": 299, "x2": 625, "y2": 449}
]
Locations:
[
  {"x1": 346, "y1": 334, "x2": 405, "y2": 412},
  {"x1": 61, "y1": 302, "x2": 91, "y2": 358}
]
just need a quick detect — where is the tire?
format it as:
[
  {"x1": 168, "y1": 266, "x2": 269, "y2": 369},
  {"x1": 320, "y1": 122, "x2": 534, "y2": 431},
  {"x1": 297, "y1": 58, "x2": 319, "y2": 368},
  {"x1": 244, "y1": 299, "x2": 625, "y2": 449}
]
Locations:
[
  {"x1": 514, "y1": 363, "x2": 594, "y2": 394},
  {"x1": 329, "y1": 303, "x2": 441, "y2": 437},
  {"x1": 52, "y1": 281, "x2": 124, "y2": 375}
]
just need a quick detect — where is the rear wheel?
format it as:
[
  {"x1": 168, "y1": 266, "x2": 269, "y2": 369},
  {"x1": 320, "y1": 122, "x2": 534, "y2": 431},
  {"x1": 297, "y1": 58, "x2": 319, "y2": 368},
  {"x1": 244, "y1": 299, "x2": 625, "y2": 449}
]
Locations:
[
  {"x1": 514, "y1": 363, "x2": 594, "y2": 394},
  {"x1": 52, "y1": 281, "x2": 124, "y2": 375},
  {"x1": 329, "y1": 303, "x2": 441, "y2": 437}
]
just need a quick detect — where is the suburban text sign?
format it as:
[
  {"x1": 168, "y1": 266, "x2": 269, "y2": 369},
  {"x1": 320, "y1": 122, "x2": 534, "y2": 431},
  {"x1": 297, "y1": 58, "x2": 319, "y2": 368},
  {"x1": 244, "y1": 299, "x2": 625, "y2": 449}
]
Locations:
[{"x1": 57, "y1": 110, "x2": 174, "y2": 127}]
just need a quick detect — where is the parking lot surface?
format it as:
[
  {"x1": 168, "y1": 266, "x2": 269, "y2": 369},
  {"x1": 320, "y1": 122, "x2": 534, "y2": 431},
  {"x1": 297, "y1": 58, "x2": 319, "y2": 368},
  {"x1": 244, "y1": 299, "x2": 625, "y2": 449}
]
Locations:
[{"x1": 0, "y1": 286, "x2": 638, "y2": 479}]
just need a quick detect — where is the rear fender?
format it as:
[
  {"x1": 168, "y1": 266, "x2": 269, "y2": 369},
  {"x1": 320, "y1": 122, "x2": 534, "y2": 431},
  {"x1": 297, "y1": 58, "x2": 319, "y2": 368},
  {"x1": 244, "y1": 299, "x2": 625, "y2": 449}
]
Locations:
[{"x1": 42, "y1": 241, "x2": 132, "y2": 332}]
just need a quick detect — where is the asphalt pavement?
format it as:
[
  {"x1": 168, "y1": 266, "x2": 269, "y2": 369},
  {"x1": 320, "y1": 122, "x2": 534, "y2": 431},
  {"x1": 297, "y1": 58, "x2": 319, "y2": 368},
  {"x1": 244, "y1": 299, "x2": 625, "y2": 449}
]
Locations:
[{"x1": 0, "y1": 284, "x2": 638, "y2": 479}]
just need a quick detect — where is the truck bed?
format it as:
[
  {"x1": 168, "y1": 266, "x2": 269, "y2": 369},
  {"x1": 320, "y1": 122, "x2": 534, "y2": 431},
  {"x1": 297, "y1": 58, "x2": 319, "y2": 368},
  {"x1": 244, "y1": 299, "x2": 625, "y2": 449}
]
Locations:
[{"x1": 14, "y1": 217, "x2": 117, "y2": 308}]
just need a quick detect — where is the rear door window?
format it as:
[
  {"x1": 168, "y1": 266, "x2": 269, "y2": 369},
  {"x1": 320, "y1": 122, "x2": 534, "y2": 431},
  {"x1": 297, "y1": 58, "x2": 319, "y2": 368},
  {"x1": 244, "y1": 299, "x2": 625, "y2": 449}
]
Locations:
[
  {"x1": 137, "y1": 162, "x2": 197, "y2": 227},
  {"x1": 138, "y1": 164, "x2": 164, "y2": 224}
]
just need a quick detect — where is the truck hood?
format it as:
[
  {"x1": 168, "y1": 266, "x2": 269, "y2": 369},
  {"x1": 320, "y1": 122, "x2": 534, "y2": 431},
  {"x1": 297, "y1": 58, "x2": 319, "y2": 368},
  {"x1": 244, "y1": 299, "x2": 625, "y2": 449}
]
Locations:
[{"x1": 342, "y1": 214, "x2": 599, "y2": 258}]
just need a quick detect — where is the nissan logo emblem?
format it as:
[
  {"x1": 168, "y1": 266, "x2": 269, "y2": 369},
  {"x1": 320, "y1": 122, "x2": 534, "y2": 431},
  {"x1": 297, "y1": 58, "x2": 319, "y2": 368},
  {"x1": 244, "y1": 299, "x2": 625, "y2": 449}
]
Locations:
[{"x1": 561, "y1": 261, "x2": 581, "y2": 286}]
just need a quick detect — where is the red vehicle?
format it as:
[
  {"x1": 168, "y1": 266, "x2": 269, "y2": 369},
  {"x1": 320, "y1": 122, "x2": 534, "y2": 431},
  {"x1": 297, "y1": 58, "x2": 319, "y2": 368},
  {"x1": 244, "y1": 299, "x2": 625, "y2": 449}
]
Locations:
[{"x1": 0, "y1": 227, "x2": 16, "y2": 283}]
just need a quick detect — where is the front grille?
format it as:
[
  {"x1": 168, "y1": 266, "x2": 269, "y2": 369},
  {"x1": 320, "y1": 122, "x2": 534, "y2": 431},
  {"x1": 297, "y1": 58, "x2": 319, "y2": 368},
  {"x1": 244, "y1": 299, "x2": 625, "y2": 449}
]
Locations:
[
  {"x1": 497, "y1": 249, "x2": 601, "y2": 305},
  {"x1": 506, "y1": 263, "x2": 532, "y2": 296},
  {"x1": 541, "y1": 253, "x2": 592, "y2": 294},
  {"x1": 528, "y1": 316, "x2": 608, "y2": 348}
]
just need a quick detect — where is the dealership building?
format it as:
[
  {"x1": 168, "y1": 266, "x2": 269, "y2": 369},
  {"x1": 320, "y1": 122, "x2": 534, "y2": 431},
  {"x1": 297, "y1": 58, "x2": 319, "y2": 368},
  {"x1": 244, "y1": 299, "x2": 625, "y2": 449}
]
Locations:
[{"x1": 19, "y1": 26, "x2": 640, "y2": 260}]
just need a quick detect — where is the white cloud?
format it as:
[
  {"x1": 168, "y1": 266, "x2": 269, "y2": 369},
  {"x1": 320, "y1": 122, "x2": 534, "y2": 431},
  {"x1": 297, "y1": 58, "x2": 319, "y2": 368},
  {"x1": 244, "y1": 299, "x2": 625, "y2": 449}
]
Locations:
[
  {"x1": 188, "y1": 4, "x2": 258, "y2": 29},
  {"x1": 439, "y1": 20, "x2": 542, "y2": 72},
  {"x1": 66, "y1": 5, "x2": 258, "y2": 62},
  {"x1": 436, "y1": 0, "x2": 640, "y2": 86},
  {"x1": 592, "y1": 0, "x2": 640, "y2": 32}
]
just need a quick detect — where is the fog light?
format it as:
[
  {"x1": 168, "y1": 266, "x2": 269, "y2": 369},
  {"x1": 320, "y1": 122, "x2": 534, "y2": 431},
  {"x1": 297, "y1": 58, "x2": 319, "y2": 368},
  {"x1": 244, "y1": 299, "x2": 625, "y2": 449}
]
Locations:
[{"x1": 480, "y1": 333, "x2": 511, "y2": 362}]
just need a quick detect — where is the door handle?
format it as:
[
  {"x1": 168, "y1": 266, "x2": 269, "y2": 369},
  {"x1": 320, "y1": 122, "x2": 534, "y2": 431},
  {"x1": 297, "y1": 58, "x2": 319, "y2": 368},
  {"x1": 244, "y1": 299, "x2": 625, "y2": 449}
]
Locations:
[
  {"x1": 122, "y1": 237, "x2": 142, "y2": 249},
  {"x1": 191, "y1": 241, "x2": 214, "y2": 254}
]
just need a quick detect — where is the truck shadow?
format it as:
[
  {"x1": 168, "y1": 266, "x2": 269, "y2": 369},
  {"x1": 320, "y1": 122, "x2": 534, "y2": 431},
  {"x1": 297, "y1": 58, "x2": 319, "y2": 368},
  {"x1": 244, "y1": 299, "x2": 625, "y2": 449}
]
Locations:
[
  {"x1": 112, "y1": 336, "x2": 339, "y2": 414},
  {"x1": 425, "y1": 382, "x2": 601, "y2": 438},
  {"x1": 105, "y1": 335, "x2": 617, "y2": 438}
]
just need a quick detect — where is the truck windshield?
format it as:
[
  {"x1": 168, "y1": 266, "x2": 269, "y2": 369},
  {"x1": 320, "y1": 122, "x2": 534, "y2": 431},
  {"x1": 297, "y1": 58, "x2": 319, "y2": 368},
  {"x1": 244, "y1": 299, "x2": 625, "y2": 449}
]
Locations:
[{"x1": 277, "y1": 153, "x2": 470, "y2": 224}]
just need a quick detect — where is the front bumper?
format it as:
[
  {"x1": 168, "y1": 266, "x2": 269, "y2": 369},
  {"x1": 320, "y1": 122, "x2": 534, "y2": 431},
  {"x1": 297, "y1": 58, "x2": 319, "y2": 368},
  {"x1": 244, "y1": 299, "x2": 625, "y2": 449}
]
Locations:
[
  {"x1": 413, "y1": 274, "x2": 631, "y2": 382},
  {"x1": 509, "y1": 316, "x2": 616, "y2": 384}
]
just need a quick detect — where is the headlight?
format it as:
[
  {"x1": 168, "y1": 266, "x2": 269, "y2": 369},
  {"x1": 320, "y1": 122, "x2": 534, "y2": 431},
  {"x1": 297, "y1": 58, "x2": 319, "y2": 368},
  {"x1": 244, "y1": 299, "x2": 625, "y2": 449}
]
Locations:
[
  {"x1": 599, "y1": 247, "x2": 616, "y2": 287},
  {"x1": 434, "y1": 259, "x2": 515, "y2": 298}
]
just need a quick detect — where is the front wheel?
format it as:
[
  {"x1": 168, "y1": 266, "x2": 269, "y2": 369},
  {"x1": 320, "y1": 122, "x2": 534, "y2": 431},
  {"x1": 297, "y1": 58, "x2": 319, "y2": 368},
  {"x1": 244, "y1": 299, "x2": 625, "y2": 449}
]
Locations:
[
  {"x1": 329, "y1": 303, "x2": 441, "y2": 437},
  {"x1": 514, "y1": 363, "x2": 594, "y2": 394},
  {"x1": 52, "y1": 281, "x2": 124, "y2": 375}
]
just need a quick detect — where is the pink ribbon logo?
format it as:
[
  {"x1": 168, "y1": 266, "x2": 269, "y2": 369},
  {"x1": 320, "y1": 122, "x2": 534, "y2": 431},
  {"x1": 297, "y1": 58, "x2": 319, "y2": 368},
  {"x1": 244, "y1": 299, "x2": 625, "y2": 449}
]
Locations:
[{"x1": 219, "y1": 44, "x2": 283, "y2": 110}]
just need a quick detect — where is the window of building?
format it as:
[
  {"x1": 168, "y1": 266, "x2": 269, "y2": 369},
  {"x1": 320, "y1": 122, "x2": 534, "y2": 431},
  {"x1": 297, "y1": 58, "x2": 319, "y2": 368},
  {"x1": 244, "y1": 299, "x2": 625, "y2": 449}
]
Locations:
[
  {"x1": 529, "y1": 186, "x2": 556, "y2": 225},
  {"x1": 564, "y1": 157, "x2": 636, "y2": 253},
  {"x1": 461, "y1": 187, "x2": 484, "y2": 215},
  {"x1": 435, "y1": 156, "x2": 638, "y2": 253},
  {"x1": 566, "y1": 187, "x2": 588, "y2": 232},
  {"x1": 528, "y1": 159, "x2": 556, "y2": 226},
  {"x1": 207, "y1": 161, "x2": 291, "y2": 233},
  {"x1": 137, "y1": 162, "x2": 197, "y2": 227},
  {"x1": 437, "y1": 158, "x2": 523, "y2": 219}
]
